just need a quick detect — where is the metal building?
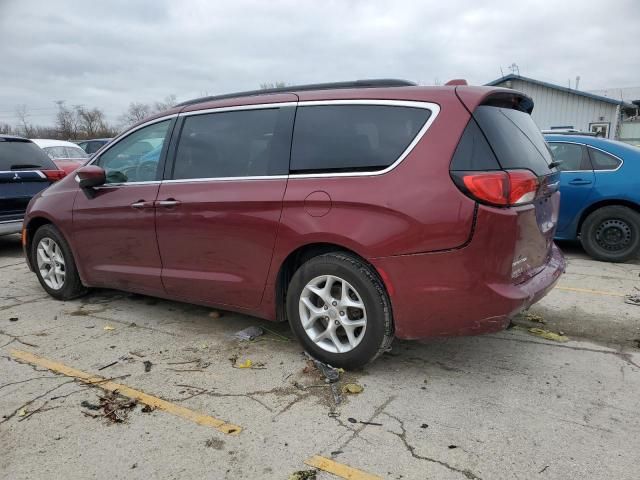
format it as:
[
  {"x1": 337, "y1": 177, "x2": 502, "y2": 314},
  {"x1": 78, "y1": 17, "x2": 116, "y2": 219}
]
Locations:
[{"x1": 486, "y1": 74, "x2": 634, "y2": 140}]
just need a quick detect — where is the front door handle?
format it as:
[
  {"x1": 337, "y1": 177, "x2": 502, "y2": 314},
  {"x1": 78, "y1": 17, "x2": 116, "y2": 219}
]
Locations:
[
  {"x1": 568, "y1": 179, "x2": 592, "y2": 185},
  {"x1": 155, "y1": 199, "x2": 181, "y2": 208},
  {"x1": 130, "y1": 200, "x2": 155, "y2": 209}
]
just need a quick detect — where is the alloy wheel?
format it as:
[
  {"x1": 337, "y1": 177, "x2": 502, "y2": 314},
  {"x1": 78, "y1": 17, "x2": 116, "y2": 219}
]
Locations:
[
  {"x1": 36, "y1": 237, "x2": 66, "y2": 290},
  {"x1": 299, "y1": 274, "x2": 367, "y2": 354}
]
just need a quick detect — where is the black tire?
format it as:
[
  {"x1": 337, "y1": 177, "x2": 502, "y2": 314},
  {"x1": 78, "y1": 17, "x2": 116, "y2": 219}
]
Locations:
[
  {"x1": 31, "y1": 224, "x2": 88, "y2": 300},
  {"x1": 580, "y1": 206, "x2": 640, "y2": 262},
  {"x1": 286, "y1": 252, "x2": 393, "y2": 369}
]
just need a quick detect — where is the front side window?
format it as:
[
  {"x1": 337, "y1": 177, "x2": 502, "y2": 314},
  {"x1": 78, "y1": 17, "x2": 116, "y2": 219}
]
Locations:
[
  {"x1": 97, "y1": 120, "x2": 171, "y2": 183},
  {"x1": 548, "y1": 142, "x2": 590, "y2": 171},
  {"x1": 589, "y1": 147, "x2": 622, "y2": 170},
  {"x1": 290, "y1": 105, "x2": 430, "y2": 173},
  {"x1": 172, "y1": 108, "x2": 292, "y2": 180}
]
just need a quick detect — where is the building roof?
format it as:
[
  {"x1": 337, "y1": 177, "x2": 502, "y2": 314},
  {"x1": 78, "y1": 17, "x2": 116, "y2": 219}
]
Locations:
[{"x1": 486, "y1": 74, "x2": 634, "y2": 108}]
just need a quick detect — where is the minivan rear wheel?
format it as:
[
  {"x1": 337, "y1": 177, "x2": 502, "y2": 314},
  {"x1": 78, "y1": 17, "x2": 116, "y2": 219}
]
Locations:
[
  {"x1": 580, "y1": 206, "x2": 640, "y2": 262},
  {"x1": 286, "y1": 252, "x2": 393, "y2": 369},
  {"x1": 32, "y1": 224, "x2": 88, "y2": 300}
]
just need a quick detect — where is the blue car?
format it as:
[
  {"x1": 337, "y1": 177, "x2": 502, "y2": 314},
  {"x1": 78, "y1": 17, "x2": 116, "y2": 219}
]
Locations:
[{"x1": 545, "y1": 134, "x2": 640, "y2": 262}]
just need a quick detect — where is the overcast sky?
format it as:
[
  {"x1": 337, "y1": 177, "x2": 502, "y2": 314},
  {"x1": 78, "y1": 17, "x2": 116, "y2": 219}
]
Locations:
[{"x1": 1, "y1": 0, "x2": 638, "y2": 127}]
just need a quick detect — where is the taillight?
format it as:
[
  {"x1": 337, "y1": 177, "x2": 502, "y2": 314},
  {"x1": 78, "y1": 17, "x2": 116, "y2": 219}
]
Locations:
[
  {"x1": 452, "y1": 169, "x2": 539, "y2": 207},
  {"x1": 41, "y1": 170, "x2": 66, "y2": 182}
]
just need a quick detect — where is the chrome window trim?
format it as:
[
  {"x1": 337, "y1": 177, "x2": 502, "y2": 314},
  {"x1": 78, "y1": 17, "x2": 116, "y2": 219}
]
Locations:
[
  {"x1": 179, "y1": 102, "x2": 297, "y2": 118},
  {"x1": 547, "y1": 141, "x2": 624, "y2": 173},
  {"x1": 93, "y1": 180, "x2": 162, "y2": 189},
  {"x1": 289, "y1": 100, "x2": 440, "y2": 179},
  {"x1": 163, "y1": 175, "x2": 288, "y2": 184},
  {"x1": 91, "y1": 100, "x2": 440, "y2": 184}
]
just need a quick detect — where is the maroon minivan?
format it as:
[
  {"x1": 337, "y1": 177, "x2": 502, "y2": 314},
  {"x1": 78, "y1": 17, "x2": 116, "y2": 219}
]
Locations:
[{"x1": 23, "y1": 79, "x2": 565, "y2": 367}]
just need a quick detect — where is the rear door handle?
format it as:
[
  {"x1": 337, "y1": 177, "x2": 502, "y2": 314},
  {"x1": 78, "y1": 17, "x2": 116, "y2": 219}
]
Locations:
[
  {"x1": 130, "y1": 200, "x2": 155, "y2": 209},
  {"x1": 155, "y1": 199, "x2": 181, "y2": 208},
  {"x1": 568, "y1": 179, "x2": 592, "y2": 185}
]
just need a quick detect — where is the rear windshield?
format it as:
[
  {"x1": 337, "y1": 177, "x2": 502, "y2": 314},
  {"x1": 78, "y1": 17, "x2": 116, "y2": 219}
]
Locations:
[
  {"x1": 473, "y1": 106, "x2": 554, "y2": 176},
  {"x1": 0, "y1": 139, "x2": 57, "y2": 170},
  {"x1": 291, "y1": 105, "x2": 430, "y2": 173}
]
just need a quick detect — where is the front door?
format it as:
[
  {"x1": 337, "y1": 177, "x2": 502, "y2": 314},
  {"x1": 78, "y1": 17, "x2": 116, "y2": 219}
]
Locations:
[
  {"x1": 72, "y1": 119, "x2": 174, "y2": 295},
  {"x1": 156, "y1": 102, "x2": 296, "y2": 308},
  {"x1": 548, "y1": 142, "x2": 595, "y2": 233}
]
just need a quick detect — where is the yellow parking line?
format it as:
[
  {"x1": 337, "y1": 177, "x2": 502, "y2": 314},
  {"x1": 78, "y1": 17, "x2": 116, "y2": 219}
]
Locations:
[
  {"x1": 556, "y1": 286, "x2": 626, "y2": 297},
  {"x1": 10, "y1": 349, "x2": 241, "y2": 435},
  {"x1": 305, "y1": 455, "x2": 382, "y2": 480}
]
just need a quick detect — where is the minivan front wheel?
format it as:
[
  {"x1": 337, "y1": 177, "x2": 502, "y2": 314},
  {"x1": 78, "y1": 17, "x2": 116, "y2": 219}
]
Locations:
[
  {"x1": 32, "y1": 224, "x2": 88, "y2": 300},
  {"x1": 580, "y1": 206, "x2": 640, "y2": 262},
  {"x1": 286, "y1": 252, "x2": 393, "y2": 368}
]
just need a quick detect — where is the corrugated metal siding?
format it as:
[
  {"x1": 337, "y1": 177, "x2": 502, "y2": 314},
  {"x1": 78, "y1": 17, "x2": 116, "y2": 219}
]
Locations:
[{"x1": 494, "y1": 79, "x2": 619, "y2": 138}]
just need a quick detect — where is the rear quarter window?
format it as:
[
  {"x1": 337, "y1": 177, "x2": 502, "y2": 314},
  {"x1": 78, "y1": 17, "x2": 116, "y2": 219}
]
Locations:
[
  {"x1": 473, "y1": 106, "x2": 554, "y2": 176},
  {"x1": 0, "y1": 139, "x2": 57, "y2": 170},
  {"x1": 588, "y1": 147, "x2": 622, "y2": 170},
  {"x1": 290, "y1": 105, "x2": 431, "y2": 173}
]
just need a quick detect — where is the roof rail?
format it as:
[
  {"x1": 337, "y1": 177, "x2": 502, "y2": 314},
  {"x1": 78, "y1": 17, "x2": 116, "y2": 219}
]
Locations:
[{"x1": 176, "y1": 79, "x2": 417, "y2": 107}]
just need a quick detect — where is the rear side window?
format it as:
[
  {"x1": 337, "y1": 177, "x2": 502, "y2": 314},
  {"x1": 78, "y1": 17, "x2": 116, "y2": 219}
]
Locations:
[
  {"x1": 290, "y1": 105, "x2": 431, "y2": 173},
  {"x1": 172, "y1": 107, "x2": 294, "y2": 179},
  {"x1": 547, "y1": 142, "x2": 591, "y2": 171},
  {"x1": 473, "y1": 106, "x2": 554, "y2": 176},
  {"x1": 0, "y1": 139, "x2": 57, "y2": 170},
  {"x1": 588, "y1": 147, "x2": 622, "y2": 170}
]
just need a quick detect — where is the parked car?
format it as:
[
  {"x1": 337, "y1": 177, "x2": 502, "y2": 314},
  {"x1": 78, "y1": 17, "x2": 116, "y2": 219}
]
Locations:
[
  {"x1": 23, "y1": 80, "x2": 565, "y2": 367},
  {"x1": 77, "y1": 138, "x2": 112, "y2": 155},
  {"x1": 31, "y1": 139, "x2": 88, "y2": 175},
  {"x1": 545, "y1": 134, "x2": 640, "y2": 262},
  {"x1": 0, "y1": 135, "x2": 66, "y2": 236}
]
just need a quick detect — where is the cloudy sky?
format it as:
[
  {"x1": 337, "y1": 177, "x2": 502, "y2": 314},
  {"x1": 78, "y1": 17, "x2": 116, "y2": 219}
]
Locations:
[{"x1": 0, "y1": 0, "x2": 638, "y2": 127}]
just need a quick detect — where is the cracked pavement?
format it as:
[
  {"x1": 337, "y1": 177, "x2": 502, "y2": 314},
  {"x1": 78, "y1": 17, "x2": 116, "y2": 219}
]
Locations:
[{"x1": 1, "y1": 234, "x2": 639, "y2": 479}]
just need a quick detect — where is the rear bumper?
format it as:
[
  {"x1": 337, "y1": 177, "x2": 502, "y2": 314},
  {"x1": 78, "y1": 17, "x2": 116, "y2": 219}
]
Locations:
[
  {"x1": 0, "y1": 219, "x2": 23, "y2": 236},
  {"x1": 371, "y1": 240, "x2": 565, "y2": 340}
]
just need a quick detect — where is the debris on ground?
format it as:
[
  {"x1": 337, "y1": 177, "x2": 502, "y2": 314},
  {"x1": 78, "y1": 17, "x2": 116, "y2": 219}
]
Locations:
[
  {"x1": 261, "y1": 326, "x2": 291, "y2": 341},
  {"x1": 130, "y1": 351, "x2": 145, "y2": 358},
  {"x1": 103, "y1": 325, "x2": 115, "y2": 331},
  {"x1": 143, "y1": 360, "x2": 153, "y2": 372},
  {"x1": 288, "y1": 470, "x2": 317, "y2": 480},
  {"x1": 331, "y1": 383, "x2": 342, "y2": 405},
  {"x1": 98, "y1": 360, "x2": 119, "y2": 371},
  {"x1": 421, "y1": 423, "x2": 429, "y2": 429},
  {"x1": 232, "y1": 326, "x2": 264, "y2": 341},
  {"x1": 448, "y1": 445, "x2": 458, "y2": 449},
  {"x1": 209, "y1": 311, "x2": 223, "y2": 319},
  {"x1": 80, "y1": 400, "x2": 101, "y2": 411},
  {"x1": 527, "y1": 328, "x2": 569, "y2": 342},
  {"x1": 93, "y1": 391, "x2": 137, "y2": 423},
  {"x1": 633, "y1": 339, "x2": 640, "y2": 349},
  {"x1": 304, "y1": 354, "x2": 340, "y2": 383},
  {"x1": 522, "y1": 311, "x2": 546, "y2": 324},
  {"x1": 17, "y1": 408, "x2": 27, "y2": 417},
  {"x1": 141, "y1": 405, "x2": 155, "y2": 413},
  {"x1": 624, "y1": 294, "x2": 640, "y2": 306},
  {"x1": 229, "y1": 354, "x2": 266, "y2": 369},
  {"x1": 346, "y1": 417, "x2": 381, "y2": 426},
  {"x1": 205, "y1": 438, "x2": 225, "y2": 449},
  {"x1": 9, "y1": 317, "x2": 18, "y2": 322},
  {"x1": 341, "y1": 383, "x2": 364, "y2": 394}
]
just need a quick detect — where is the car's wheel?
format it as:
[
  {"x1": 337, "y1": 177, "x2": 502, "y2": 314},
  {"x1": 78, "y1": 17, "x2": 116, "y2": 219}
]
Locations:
[
  {"x1": 580, "y1": 206, "x2": 640, "y2": 262},
  {"x1": 286, "y1": 252, "x2": 393, "y2": 369},
  {"x1": 31, "y1": 224, "x2": 88, "y2": 300}
]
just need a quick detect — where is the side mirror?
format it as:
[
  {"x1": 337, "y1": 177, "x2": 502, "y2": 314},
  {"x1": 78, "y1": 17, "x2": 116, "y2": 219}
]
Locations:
[{"x1": 75, "y1": 165, "x2": 106, "y2": 189}]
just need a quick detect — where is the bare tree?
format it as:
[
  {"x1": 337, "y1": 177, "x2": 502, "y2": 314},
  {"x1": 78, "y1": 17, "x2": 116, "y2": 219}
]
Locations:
[
  {"x1": 15, "y1": 104, "x2": 35, "y2": 137},
  {"x1": 153, "y1": 94, "x2": 177, "y2": 113},
  {"x1": 0, "y1": 123, "x2": 12, "y2": 135},
  {"x1": 260, "y1": 81, "x2": 288, "y2": 90},
  {"x1": 55, "y1": 101, "x2": 81, "y2": 139},
  {"x1": 76, "y1": 106, "x2": 107, "y2": 138},
  {"x1": 119, "y1": 102, "x2": 152, "y2": 127}
]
